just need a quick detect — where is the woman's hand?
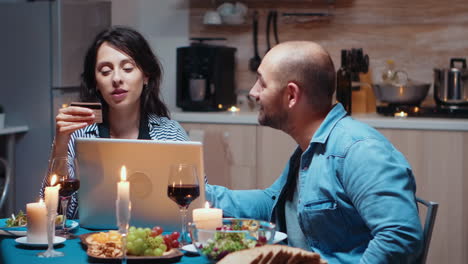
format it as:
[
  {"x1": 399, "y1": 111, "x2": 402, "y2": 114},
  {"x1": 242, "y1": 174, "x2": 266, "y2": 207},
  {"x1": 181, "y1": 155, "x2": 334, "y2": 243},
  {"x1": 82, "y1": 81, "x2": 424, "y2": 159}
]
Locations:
[{"x1": 53, "y1": 106, "x2": 95, "y2": 157}]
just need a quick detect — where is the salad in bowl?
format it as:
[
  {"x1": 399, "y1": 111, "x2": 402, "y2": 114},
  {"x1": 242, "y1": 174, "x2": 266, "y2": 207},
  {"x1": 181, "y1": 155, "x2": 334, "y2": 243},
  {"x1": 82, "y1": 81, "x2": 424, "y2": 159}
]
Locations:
[{"x1": 189, "y1": 218, "x2": 276, "y2": 261}]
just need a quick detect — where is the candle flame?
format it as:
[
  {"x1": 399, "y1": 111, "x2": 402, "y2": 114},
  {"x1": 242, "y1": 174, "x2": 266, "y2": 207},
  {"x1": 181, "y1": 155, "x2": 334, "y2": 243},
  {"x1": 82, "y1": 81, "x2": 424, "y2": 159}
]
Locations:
[
  {"x1": 50, "y1": 174, "x2": 57, "y2": 186},
  {"x1": 121, "y1": 166, "x2": 127, "y2": 181},
  {"x1": 205, "y1": 201, "x2": 211, "y2": 208}
]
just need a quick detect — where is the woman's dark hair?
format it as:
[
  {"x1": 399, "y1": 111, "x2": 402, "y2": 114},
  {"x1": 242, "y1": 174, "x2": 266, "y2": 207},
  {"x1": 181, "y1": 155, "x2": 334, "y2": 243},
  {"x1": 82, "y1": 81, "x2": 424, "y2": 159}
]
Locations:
[{"x1": 80, "y1": 26, "x2": 169, "y2": 118}]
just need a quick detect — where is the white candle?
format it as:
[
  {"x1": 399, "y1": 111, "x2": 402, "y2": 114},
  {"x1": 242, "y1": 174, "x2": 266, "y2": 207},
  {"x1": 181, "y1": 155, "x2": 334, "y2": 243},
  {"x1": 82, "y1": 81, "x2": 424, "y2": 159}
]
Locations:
[
  {"x1": 117, "y1": 166, "x2": 130, "y2": 201},
  {"x1": 26, "y1": 199, "x2": 47, "y2": 243},
  {"x1": 116, "y1": 166, "x2": 131, "y2": 231},
  {"x1": 193, "y1": 201, "x2": 223, "y2": 230},
  {"x1": 44, "y1": 175, "x2": 60, "y2": 213}
]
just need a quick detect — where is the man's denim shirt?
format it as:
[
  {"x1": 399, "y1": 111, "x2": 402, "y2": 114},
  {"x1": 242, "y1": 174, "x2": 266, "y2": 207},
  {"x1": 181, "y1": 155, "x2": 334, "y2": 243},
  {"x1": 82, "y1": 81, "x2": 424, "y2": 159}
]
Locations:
[{"x1": 206, "y1": 103, "x2": 423, "y2": 264}]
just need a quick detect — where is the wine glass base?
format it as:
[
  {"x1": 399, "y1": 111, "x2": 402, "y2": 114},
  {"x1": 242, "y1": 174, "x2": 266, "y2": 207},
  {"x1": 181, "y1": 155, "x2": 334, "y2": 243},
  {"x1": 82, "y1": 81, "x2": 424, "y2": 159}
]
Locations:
[
  {"x1": 56, "y1": 230, "x2": 78, "y2": 240},
  {"x1": 38, "y1": 249, "x2": 64, "y2": 258}
]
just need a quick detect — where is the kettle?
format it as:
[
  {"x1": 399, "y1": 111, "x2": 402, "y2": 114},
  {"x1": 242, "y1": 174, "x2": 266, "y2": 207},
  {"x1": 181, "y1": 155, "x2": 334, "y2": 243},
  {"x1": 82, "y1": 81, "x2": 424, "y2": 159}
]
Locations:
[{"x1": 433, "y1": 58, "x2": 468, "y2": 106}]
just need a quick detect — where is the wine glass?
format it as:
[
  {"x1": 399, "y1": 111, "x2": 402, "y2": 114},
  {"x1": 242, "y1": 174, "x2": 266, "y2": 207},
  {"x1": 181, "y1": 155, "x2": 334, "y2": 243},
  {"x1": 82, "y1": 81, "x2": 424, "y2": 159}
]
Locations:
[
  {"x1": 49, "y1": 157, "x2": 80, "y2": 239},
  {"x1": 167, "y1": 164, "x2": 200, "y2": 246}
]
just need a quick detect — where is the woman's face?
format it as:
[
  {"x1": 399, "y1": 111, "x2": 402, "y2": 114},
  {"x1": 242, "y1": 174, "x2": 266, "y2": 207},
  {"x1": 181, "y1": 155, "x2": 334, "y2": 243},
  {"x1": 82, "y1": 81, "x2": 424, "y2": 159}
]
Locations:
[{"x1": 95, "y1": 42, "x2": 148, "y2": 110}]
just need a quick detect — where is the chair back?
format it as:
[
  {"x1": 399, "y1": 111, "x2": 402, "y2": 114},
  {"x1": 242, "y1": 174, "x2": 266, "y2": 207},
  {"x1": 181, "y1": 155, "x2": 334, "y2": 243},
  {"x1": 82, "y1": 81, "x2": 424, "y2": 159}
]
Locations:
[{"x1": 416, "y1": 197, "x2": 439, "y2": 264}]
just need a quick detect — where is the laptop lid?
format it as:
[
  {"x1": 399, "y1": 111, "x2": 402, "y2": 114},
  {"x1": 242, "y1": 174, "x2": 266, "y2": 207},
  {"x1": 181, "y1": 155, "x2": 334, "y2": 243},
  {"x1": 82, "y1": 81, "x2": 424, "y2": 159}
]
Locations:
[{"x1": 76, "y1": 138, "x2": 206, "y2": 230}]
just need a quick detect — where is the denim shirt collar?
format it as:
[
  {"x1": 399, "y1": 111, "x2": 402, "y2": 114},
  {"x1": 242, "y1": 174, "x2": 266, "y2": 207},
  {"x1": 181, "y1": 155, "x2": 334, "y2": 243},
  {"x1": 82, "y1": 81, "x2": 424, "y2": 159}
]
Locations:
[{"x1": 309, "y1": 103, "x2": 348, "y2": 146}]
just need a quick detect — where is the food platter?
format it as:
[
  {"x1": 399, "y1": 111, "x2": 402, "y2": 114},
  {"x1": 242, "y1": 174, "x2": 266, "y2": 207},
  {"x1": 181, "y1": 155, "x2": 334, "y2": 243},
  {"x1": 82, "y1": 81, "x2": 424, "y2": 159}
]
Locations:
[{"x1": 80, "y1": 232, "x2": 184, "y2": 262}]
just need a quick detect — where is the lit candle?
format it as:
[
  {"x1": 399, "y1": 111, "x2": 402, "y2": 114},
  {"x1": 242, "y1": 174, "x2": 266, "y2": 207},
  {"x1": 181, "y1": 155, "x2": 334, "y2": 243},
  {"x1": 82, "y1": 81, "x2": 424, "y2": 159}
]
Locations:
[
  {"x1": 26, "y1": 199, "x2": 47, "y2": 243},
  {"x1": 44, "y1": 175, "x2": 60, "y2": 213},
  {"x1": 117, "y1": 166, "x2": 130, "y2": 202},
  {"x1": 193, "y1": 201, "x2": 223, "y2": 230}
]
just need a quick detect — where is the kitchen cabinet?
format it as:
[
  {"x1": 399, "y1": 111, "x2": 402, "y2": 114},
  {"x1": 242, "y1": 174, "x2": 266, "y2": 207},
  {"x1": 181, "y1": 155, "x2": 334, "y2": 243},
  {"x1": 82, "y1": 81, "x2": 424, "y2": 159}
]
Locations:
[
  {"x1": 378, "y1": 129, "x2": 468, "y2": 264},
  {"x1": 180, "y1": 123, "x2": 257, "y2": 190}
]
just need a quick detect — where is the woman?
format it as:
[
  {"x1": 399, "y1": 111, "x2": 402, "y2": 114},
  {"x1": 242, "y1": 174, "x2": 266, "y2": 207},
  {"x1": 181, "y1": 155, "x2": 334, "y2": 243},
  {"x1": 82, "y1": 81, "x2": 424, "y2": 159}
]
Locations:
[{"x1": 40, "y1": 26, "x2": 189, "y2": 219}]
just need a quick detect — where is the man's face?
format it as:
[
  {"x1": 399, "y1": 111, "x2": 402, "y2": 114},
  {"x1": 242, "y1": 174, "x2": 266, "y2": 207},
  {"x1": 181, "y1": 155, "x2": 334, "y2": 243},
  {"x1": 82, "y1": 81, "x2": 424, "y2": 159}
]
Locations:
[{"x1": 249, "y1": 58, "x2": 288, "y2": 130}]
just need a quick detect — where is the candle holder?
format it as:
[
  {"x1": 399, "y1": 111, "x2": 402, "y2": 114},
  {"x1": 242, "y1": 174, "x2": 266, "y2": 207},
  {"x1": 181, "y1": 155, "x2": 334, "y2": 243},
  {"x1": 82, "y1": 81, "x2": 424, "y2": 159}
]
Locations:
[
  {"x1": 116, "y1": 199, "x2": 131, "y2": 264},
  {"x1": 38, "y1": 212, "x2": 64, "y2": 258}
]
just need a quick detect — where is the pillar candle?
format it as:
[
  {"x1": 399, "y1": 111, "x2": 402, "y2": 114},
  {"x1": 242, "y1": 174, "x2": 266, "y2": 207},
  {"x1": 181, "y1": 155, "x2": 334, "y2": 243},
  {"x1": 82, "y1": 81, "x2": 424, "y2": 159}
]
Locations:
[
  {"x1": 193, "y1": 201, "x2": 223, "y2": 230},
  {"x1": 117, "y1": 166, "x2": 130, "y2": 202},
  {"x1": 44, "y1": 174, "x2": 60, "y2": 213},
  {"x1": 26, "y1": 199, "x2": 47, "y2": 243}
]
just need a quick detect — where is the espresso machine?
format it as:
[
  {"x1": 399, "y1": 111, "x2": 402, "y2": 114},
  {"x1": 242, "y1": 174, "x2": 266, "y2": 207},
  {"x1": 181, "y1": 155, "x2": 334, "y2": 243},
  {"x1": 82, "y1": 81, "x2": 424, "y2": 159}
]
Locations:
[{"x1": 176, "y1": 39, "x2": 237, "y2": 111}]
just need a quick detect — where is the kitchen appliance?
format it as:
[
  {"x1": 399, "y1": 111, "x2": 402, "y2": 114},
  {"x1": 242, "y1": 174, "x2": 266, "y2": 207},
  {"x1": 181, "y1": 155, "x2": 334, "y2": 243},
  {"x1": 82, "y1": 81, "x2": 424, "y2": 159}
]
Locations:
[
  {"x1": 176, "y1": 39, "x2": 237, "y2": 111},
  {"x1": 434, "y1": 58, "x2": 468, "y2": 107}
]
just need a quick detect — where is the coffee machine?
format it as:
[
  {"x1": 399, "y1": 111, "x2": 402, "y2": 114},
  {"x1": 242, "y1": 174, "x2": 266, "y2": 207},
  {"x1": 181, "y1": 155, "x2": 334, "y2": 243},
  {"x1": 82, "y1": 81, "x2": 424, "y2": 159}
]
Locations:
[{"x1": 176, "y1": 40, "x2": 237, "y2": 111}]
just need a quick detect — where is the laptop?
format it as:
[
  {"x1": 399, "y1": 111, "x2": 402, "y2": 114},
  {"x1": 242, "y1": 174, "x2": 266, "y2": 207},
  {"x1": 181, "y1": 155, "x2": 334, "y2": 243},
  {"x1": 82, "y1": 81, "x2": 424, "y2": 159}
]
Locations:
[{"x1": 75, "y1": 138, "x2": 206, "y2": 230}]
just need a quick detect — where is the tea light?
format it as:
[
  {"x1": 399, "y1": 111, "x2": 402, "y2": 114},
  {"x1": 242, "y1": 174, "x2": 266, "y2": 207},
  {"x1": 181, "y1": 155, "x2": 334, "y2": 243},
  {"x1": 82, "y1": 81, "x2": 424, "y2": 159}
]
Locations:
[
  {"x1": 26, "y1": 199, "x2": 47, "y2": 243},
  {"x1": 228, "y1": 106, "x2": 240, "y2": 114},
  {"x1": 193, "y1": 202, "x2": 222, "y2": 230},
  {"x1": 44, "y1": 175, "x2": 60, "y2": 213}
]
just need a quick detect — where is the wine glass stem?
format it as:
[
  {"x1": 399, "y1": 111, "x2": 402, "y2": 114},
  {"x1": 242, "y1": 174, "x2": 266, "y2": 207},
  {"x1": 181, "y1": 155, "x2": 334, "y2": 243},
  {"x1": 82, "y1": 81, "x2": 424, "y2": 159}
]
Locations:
[
  {"x1": 179, "y1": 207, "x2": 189, "y2": 245},
  {"x1": 121, "y1": 233, "x2": 127, "y2": 264},
  {"x1": 60, "y1": 197, "x2": 69, "y2": 234},
  {"x1": 47, "y1": 212, "x2": 56, "y2": 251}
]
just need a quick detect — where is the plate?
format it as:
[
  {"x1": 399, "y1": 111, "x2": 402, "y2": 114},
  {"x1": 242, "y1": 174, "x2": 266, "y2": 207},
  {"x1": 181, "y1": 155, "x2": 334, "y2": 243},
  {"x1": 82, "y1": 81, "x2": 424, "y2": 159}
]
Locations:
[
  {"x1": 15, "y1": 236, "x2": 66, "y2": 247},
  {"x1": 80, "y1": 232, "x2": 184, "y2": 262},
  {"x1": 0, "y1": 219, "x2": 79, "y2": 236},
  {"x1": 181, "y1": 231, "x2": 288, "y2": 254}
]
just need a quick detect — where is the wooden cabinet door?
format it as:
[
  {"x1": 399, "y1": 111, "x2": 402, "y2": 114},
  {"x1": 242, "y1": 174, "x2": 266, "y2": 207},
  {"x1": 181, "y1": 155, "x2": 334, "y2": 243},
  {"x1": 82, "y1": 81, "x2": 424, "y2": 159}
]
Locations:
[
  {"x1": 378, "y1": 129, "x2": 468, "y2": 264},
  {"x1": 256, "y1": 126, "x2": 297, "y2": 189},
  {"x1": 181, "y1": 123, "x2": 257, "y2": 190}
]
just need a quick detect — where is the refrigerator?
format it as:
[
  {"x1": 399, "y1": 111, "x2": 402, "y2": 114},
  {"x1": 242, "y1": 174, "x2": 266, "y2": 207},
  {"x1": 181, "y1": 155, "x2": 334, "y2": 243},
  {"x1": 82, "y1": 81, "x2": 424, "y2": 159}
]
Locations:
[{"x1": 0, "y1": 0, "x2": 111, "y2": 216}]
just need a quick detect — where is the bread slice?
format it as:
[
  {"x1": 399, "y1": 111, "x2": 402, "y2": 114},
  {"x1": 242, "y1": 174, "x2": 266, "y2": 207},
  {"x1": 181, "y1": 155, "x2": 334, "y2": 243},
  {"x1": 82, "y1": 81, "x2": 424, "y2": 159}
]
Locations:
[{"x1": 217, "y1": 245, "x2": 327, "y2": 264}]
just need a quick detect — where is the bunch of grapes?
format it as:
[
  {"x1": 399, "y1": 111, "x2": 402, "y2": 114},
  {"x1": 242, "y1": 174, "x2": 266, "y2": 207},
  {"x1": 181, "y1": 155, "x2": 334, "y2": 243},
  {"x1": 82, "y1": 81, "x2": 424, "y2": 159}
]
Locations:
[{"x1": 126, "y1": 226, "x2": 180, "y2": 256}]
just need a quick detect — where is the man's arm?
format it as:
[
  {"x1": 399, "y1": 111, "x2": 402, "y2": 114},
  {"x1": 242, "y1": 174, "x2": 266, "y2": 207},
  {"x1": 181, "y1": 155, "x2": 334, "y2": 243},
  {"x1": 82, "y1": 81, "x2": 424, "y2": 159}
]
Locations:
[{"x1": 342, "y1": 139, "x2": 423, "y2": 264}]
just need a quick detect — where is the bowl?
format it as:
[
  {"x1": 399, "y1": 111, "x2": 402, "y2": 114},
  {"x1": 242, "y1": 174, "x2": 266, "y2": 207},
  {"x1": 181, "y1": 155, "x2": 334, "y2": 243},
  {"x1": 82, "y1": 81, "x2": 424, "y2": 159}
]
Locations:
[
  {"x1": 373, "y1": 80, "x2": 430, "y2": 105},
  {"x1": 189, "y1": 218, "x2": 276, "y2": 261}
]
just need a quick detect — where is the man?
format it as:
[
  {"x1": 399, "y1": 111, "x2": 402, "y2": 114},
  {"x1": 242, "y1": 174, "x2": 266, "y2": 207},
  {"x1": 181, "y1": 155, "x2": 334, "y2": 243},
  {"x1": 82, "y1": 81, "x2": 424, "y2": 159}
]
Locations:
[{"x1": 205, "y1": 41, "x2": 423, "y2": 263}]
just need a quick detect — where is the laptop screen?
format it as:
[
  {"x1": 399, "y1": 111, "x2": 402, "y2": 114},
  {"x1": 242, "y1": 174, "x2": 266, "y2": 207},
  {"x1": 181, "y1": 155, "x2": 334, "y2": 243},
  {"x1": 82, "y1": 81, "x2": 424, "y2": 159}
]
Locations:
[{"x1": 76, "y1": 138, "x2": 206, "y2": 230}]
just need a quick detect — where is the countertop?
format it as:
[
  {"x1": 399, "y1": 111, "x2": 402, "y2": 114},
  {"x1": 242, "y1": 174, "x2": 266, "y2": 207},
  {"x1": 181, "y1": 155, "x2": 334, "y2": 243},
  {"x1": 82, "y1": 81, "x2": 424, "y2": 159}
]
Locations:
[{"x1": 172, "y1": 111, "x2": 468, "y2": 132}]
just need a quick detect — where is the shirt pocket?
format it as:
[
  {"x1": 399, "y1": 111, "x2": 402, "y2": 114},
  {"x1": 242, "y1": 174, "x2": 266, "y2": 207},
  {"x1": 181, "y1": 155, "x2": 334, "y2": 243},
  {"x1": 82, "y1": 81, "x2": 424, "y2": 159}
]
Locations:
[{"x1": 300, "y1": 199, "x2": 351, "y2": 253}]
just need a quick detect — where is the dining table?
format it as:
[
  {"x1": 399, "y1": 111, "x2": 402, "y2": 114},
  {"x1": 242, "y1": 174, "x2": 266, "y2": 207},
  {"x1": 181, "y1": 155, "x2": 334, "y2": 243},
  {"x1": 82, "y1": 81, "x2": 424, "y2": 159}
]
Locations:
[{"x1": 0, "y1": 221, "x2": 211, "y2": 264}]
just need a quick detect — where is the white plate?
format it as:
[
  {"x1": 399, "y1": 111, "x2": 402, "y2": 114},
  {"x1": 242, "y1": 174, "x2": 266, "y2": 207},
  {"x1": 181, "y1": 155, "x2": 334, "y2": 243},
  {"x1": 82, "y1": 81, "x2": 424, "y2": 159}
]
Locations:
[
  {"x1": 0, "y1": 220, "x2": 79, "y2": 237},
  {"x1": 182, "y1": 231, "x2": 288, "y2": 254},
  {"x1": 15, "y1": 236, "x2": 66, "y2": 247}
]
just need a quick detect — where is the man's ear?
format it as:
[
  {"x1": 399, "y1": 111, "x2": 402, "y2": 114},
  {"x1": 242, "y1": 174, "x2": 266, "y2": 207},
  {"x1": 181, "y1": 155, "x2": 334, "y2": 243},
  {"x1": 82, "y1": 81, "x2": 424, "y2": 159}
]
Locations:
[{"x1": 286, "y1": 81, "x2": 300, "y2": 108}]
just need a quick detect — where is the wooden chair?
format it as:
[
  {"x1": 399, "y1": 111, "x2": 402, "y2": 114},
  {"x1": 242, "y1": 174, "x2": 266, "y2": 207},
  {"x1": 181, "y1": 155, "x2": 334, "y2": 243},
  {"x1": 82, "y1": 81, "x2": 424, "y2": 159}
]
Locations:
[{"x1": 416, "y1": 197, "x2": 439, "y2": 264}]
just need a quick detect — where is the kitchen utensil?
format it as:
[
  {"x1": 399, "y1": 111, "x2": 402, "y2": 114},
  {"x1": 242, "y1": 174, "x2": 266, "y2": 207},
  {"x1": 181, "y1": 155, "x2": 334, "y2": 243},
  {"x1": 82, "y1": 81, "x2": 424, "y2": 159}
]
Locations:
[
  {"x1": 249, "y1": 11, "x2": 261, "y2": 72},
  {"x1": 265, "y1": 10, "x2": 279, "y2": 54},
  {"x1": 373, "y1": 80, "x2": 430, "y2": 105},
  {"x1": 434, "y1": 58, "x2": 468, "y2": 106}
]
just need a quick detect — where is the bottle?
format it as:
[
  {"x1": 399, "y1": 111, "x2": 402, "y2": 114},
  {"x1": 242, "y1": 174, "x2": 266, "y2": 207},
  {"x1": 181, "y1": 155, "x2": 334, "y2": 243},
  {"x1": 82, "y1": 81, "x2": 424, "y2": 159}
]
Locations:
[
  {"x1": 336, "y1": 50, "x2": 352, "y2": 114},
  {"x1": 381, "y1": 59, "x2": 397, "y2": 83}
]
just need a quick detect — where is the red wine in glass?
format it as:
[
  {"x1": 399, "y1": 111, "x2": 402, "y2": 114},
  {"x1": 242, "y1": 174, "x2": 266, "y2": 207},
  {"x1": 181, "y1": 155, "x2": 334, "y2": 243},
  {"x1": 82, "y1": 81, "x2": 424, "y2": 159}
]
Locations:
[
  {"x1": 58, "y1": 179, "x2": 80, "y2": 197},
  {"x1": 167, "y1": 184, "x2": 200, "y2": 208}
]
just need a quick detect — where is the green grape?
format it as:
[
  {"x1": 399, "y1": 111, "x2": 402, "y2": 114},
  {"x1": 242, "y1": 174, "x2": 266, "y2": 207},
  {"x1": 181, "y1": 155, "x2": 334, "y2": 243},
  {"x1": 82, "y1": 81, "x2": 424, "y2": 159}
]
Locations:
[
  {"x1": 159, "y1": 243, "x2": 167, "y2": 252},
  {"x1": 126, "y1": 241, "x2": 134, "y2": 255},
  {"x1": 144, "y1": 227, "x2": 151, "y2": 235},
  {"x1": 127, "y1": 233, "x2": 136, "y2": 242},
  {"x1": 129, "y1": 226, "x2": 136, "y2": 233},
  {"x1": 144, "y1": 248, "x2": 153, "y2": 256},
  {"x1": 154, "y1": 235, "x2": 163, "y2": 245},
  {"x1": 136, "y1": 228, "x2": 145, "y2": 238},
  {"x1": 154, "y1": 248, "x2": 163, "y2": 257}
]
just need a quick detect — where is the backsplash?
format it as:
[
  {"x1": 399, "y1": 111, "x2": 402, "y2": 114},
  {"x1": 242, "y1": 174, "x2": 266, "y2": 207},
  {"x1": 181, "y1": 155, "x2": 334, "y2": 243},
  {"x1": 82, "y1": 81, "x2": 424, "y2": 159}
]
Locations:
[{"x1": 189, "y1": 0, "x2": 468, "y2": 97}]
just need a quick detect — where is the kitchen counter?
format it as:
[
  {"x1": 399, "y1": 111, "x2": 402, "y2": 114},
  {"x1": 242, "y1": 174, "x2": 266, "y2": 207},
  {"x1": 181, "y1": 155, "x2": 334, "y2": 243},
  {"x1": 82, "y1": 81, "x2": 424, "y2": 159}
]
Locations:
[{"x1": 172, "y1": 111, "x2": 468, "y2": 131}]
